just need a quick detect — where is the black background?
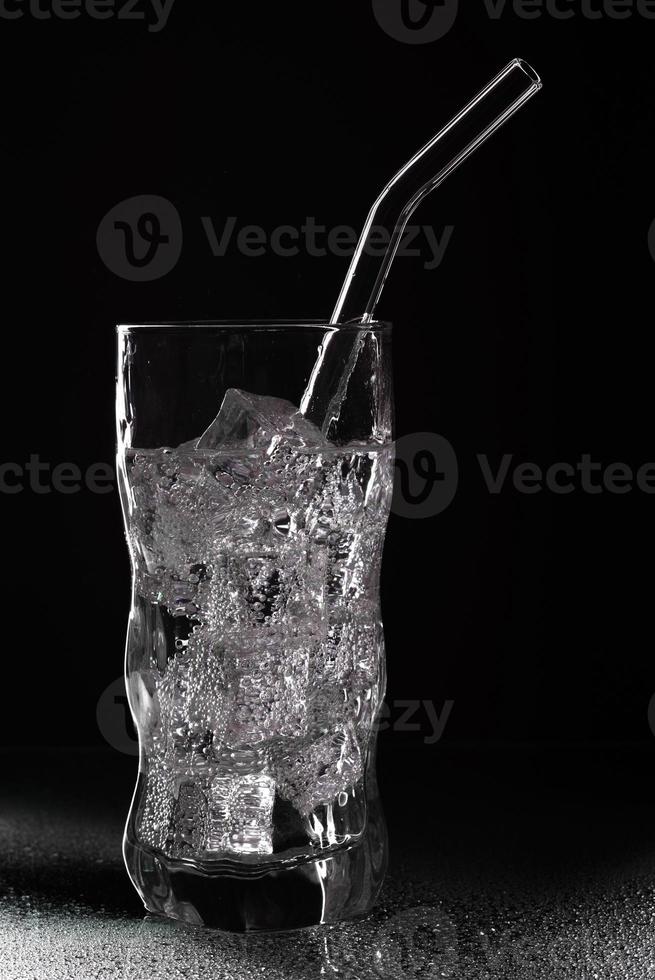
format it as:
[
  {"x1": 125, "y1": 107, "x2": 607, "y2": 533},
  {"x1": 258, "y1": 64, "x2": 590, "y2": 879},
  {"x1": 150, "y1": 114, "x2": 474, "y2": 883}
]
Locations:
[{"x1": 1, "y1": 0, "x2": 653, "y2": 752}]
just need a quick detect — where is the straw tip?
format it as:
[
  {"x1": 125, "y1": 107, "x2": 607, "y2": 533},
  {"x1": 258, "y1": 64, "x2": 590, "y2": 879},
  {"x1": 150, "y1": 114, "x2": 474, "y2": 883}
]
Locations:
[{"x1": 513, "y1": 58, "x2": 542, "y2": 89}]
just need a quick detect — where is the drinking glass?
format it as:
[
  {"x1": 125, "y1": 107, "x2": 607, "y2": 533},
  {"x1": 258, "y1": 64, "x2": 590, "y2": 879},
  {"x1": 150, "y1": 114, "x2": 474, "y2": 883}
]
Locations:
[{"x1": 116, "y1": 321, "x2": 393, "y2": 931}]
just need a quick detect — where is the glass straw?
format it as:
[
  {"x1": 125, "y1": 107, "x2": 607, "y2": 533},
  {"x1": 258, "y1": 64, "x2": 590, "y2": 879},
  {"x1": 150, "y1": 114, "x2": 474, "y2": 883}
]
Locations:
[{"x1": 300, "y1": 58, "x2": 542, "y2": 433}]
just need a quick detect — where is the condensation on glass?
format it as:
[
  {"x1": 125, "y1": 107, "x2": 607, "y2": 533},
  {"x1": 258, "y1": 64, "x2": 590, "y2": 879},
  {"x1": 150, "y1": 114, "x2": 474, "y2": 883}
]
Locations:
[{"x1": 116, "y1": 322, "x2": 393, "y2": 931}]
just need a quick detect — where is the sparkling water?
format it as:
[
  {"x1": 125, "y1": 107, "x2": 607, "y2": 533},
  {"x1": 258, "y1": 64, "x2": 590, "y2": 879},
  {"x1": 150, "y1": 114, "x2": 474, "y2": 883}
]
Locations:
[{"x1": 122, "y1": 390, "x2": 393, "y2": 862}]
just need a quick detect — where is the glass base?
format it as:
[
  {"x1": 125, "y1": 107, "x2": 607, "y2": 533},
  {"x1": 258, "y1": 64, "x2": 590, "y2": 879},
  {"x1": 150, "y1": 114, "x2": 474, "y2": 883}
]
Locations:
[{"x1": 123, "y1": 821, "x2": 387, "y2": 932}]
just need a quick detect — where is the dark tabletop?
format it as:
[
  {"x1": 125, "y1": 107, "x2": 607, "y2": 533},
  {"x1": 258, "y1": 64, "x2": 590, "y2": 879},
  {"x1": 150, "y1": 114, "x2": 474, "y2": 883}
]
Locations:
[{"x1": 2, "y1": 741, "x2": 655, "y2": 979}]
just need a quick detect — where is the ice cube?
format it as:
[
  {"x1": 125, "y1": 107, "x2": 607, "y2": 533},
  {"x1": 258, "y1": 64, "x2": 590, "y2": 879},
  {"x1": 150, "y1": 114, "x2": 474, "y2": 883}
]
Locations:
[
  {"x1": 169, "y1": 780, "x2": 208, "y2": 857},
  {"x1": 202, "y1": 552, "x2": 325, "y2": 638},
  {"x1": 195, "y1": 389, "x2": 326, "y2": 452},
  {"x1": 129, "y1": 449, "x2": 235, "y2": 609},
  {"x1": 273, "y1": 725, "x2": 363, "y2": 816},
  {"x1": 224, "y1": 634, "x2": 311, "y2": 746},
  {"x1": 220, "y1": 485, "x2": 296, "y2": 554},
  {"x1": 155, "y1": 635, "x2": 228, "y2": 762},
  {"x1": 306, "y1": 611, "x2": 381, "y2": 738},
  {"x1": 205, "y1": 768, "x2": 275, "y2": 855}
]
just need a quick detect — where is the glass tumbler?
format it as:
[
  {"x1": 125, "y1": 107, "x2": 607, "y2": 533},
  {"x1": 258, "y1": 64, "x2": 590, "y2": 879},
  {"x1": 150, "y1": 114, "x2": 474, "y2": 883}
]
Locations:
[{"x1": 116, "y1": 322, "x2": 393, "y2": 931}]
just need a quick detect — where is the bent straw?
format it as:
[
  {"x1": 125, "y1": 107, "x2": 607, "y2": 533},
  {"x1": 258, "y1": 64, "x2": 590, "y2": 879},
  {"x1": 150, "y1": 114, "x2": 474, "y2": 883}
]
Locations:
[{"x1": 300, "y1": 58, "x2": 542, "y2": 435}]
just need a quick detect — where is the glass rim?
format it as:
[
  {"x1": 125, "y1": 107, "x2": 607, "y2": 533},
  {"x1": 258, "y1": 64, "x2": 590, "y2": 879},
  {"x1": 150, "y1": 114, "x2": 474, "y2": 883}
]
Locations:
[{"x1": 116, "y1": 319, "x2": 392, "y2": 333}]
